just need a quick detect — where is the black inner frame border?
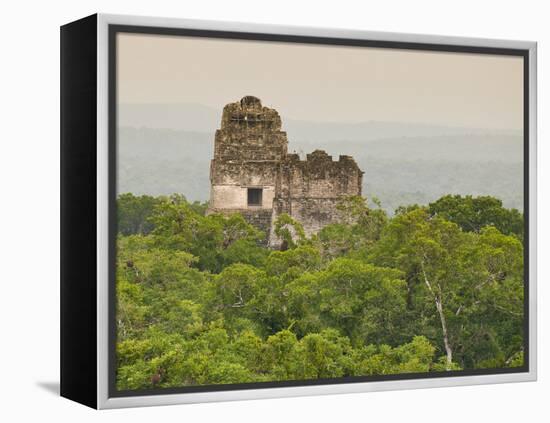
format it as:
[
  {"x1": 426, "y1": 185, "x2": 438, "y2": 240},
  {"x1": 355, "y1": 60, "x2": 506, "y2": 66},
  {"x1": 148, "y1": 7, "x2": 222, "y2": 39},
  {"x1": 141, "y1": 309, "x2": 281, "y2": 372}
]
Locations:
[{"x1": 108, "y1": 23, "x2": 531, "y2": 399}]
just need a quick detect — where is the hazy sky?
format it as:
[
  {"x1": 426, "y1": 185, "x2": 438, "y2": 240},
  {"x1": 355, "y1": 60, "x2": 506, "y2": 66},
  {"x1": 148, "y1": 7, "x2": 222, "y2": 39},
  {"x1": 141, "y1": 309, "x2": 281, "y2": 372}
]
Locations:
[{"x1": 117, "y1": 33, "x2": 524, "y2": 130}]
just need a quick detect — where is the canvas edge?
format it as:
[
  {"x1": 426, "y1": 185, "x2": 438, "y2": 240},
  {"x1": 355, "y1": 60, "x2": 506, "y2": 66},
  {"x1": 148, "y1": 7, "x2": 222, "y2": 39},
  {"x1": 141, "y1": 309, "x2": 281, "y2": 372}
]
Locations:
[
  {"x1": 95, "y1": 13, "x2": 537, "y2": 409},
  {"x1": 527, "y1": 42, "x2": 537, "y2": 382}
]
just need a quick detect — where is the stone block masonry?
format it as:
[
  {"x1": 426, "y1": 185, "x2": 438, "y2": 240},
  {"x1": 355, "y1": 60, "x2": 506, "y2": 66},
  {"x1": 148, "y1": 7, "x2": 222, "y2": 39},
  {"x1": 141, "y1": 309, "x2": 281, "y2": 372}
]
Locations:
[{"x1": 207, "y1": 96, "x2": 363, "y2": 248}]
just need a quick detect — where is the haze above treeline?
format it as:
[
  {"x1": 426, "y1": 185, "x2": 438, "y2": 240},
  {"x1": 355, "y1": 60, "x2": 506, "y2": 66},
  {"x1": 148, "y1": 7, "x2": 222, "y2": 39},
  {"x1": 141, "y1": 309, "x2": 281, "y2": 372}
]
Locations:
[{"x1": 117, "y1": 103, "x2": 524, "y2": 213}]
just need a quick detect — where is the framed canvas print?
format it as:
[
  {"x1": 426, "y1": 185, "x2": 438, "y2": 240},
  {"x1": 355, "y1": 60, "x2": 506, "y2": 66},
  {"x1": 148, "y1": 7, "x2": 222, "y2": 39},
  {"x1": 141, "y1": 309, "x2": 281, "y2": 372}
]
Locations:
[{"x1": 60, "y1": 14, "x2": 537, "y2": 409}]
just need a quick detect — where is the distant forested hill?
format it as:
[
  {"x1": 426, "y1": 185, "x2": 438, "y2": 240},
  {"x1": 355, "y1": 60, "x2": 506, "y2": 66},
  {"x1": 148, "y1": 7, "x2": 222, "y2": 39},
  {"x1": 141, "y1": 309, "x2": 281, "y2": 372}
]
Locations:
[{"x1": 117, "y1": 119, "x2": 523, "y2": 213}]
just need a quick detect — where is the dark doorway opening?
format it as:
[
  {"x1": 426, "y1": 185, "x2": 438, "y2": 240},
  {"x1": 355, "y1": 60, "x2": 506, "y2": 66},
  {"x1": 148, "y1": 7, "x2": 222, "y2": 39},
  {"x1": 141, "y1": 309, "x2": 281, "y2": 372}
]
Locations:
[{"x1": 247, "y1": 188, "x2": 263, "y2": 206}]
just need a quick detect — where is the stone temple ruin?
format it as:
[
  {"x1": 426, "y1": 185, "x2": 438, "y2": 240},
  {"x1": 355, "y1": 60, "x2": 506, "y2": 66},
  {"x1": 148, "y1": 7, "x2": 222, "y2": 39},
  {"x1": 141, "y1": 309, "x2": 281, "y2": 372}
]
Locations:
[{"x1": 207, "y1": 96, "x2": 364, "y2": 248}]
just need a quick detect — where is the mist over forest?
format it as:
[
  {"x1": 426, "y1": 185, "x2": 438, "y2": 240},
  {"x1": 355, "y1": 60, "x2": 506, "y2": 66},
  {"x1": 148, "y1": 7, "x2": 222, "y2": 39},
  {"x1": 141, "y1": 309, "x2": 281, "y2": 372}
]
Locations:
[{"x1": 117, "y1": 103, "x2": 523, "y2": 213}]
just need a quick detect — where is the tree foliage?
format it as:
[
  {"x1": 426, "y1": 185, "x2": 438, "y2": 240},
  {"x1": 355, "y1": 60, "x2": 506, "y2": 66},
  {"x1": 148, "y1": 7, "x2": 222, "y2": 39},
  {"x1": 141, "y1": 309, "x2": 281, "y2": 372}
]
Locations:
[
  {"x1": 428, "y1": 194, "x2": 523, "y2": 240},
  {"x1": 115, "y1": 194, "x2": 525, "y2": 391}
]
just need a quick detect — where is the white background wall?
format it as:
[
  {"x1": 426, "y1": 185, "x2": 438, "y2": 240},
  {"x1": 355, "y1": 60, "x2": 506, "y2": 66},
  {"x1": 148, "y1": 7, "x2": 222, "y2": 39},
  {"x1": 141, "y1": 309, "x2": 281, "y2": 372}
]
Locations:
[{"x1": 1, "y1": 0, "x2": 548, "y2": 421}]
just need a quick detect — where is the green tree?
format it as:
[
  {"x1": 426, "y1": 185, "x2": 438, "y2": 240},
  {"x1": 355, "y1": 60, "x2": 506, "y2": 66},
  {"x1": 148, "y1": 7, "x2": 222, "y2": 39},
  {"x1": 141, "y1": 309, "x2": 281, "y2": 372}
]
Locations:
[
  {"x1": 117, "y1": 193, "x2": 159, "y2": 235},
  {"x1": 318, "y1": 196, "x2": 388, "y2": 261},
  {"x1": 265, "y1": 245, "x2": 322, "y2": 280},
  {"x1": 115, "y1": 192, "x2": 525, "y2": 389},
  {"x1": 369, "y1": 208, "x2": 523, "y2": 369},
  {"x1": 149, "y1": 194, "x2": 263, "y2": 272},
  {"x1": 287, "y1": 258, "x2": 408, "y2": 344},
  {"x1": 428, "y1": 194, "x2": 523, "y2": 240}
]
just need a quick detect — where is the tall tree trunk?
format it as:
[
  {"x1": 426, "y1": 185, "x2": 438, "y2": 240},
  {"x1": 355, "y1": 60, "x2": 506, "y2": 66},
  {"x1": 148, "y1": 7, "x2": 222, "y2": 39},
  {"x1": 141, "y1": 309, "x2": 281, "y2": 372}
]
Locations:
[
  {"x1": 421, "y1": 263, "x2": 453, "y2": 370},
  {"x1": 434, "y1": 295, "x2": 453, "y2": 370}
]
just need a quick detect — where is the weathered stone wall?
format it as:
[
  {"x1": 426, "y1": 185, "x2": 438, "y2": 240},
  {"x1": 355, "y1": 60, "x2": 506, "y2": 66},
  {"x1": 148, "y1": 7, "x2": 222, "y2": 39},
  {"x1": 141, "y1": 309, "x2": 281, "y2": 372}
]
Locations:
[
  {"x1": 283, "y1": 150, "x2": 363, "y2": 199},
  {"x1": 210, "y1": 185, "x2": 275, "y2": 210},
  {"x1": 208, "y1": 96, "x2": 287, "y2": 213},
  {"x1": 288, "y1": 198, "x2": 342, "y2": 237},
  {"x1": 238, "y1": 209, "x2": 273, "y2": 241},
  {"x1": 207, "y1": 96, "x2": 364, "y2": 248},
  {"x1": 210, "y1": 161, "x2": 281, "y2": 187},
  {"x1": 213, "y1": 96, "x2": 287, "y2": 163},
  {"x1": 269, "y1": 150, "x2": 364, "y2": 245}
]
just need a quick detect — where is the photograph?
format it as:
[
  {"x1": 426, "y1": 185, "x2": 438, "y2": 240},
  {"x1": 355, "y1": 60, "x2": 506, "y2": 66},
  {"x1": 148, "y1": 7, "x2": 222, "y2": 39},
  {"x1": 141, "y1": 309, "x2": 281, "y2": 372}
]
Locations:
[
  {"x1": 2, "y1": 0, "x2": 547, "y2": 420},
  {"x1": 113, "y1": 30, "x2": 527, "y2": 393}
]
